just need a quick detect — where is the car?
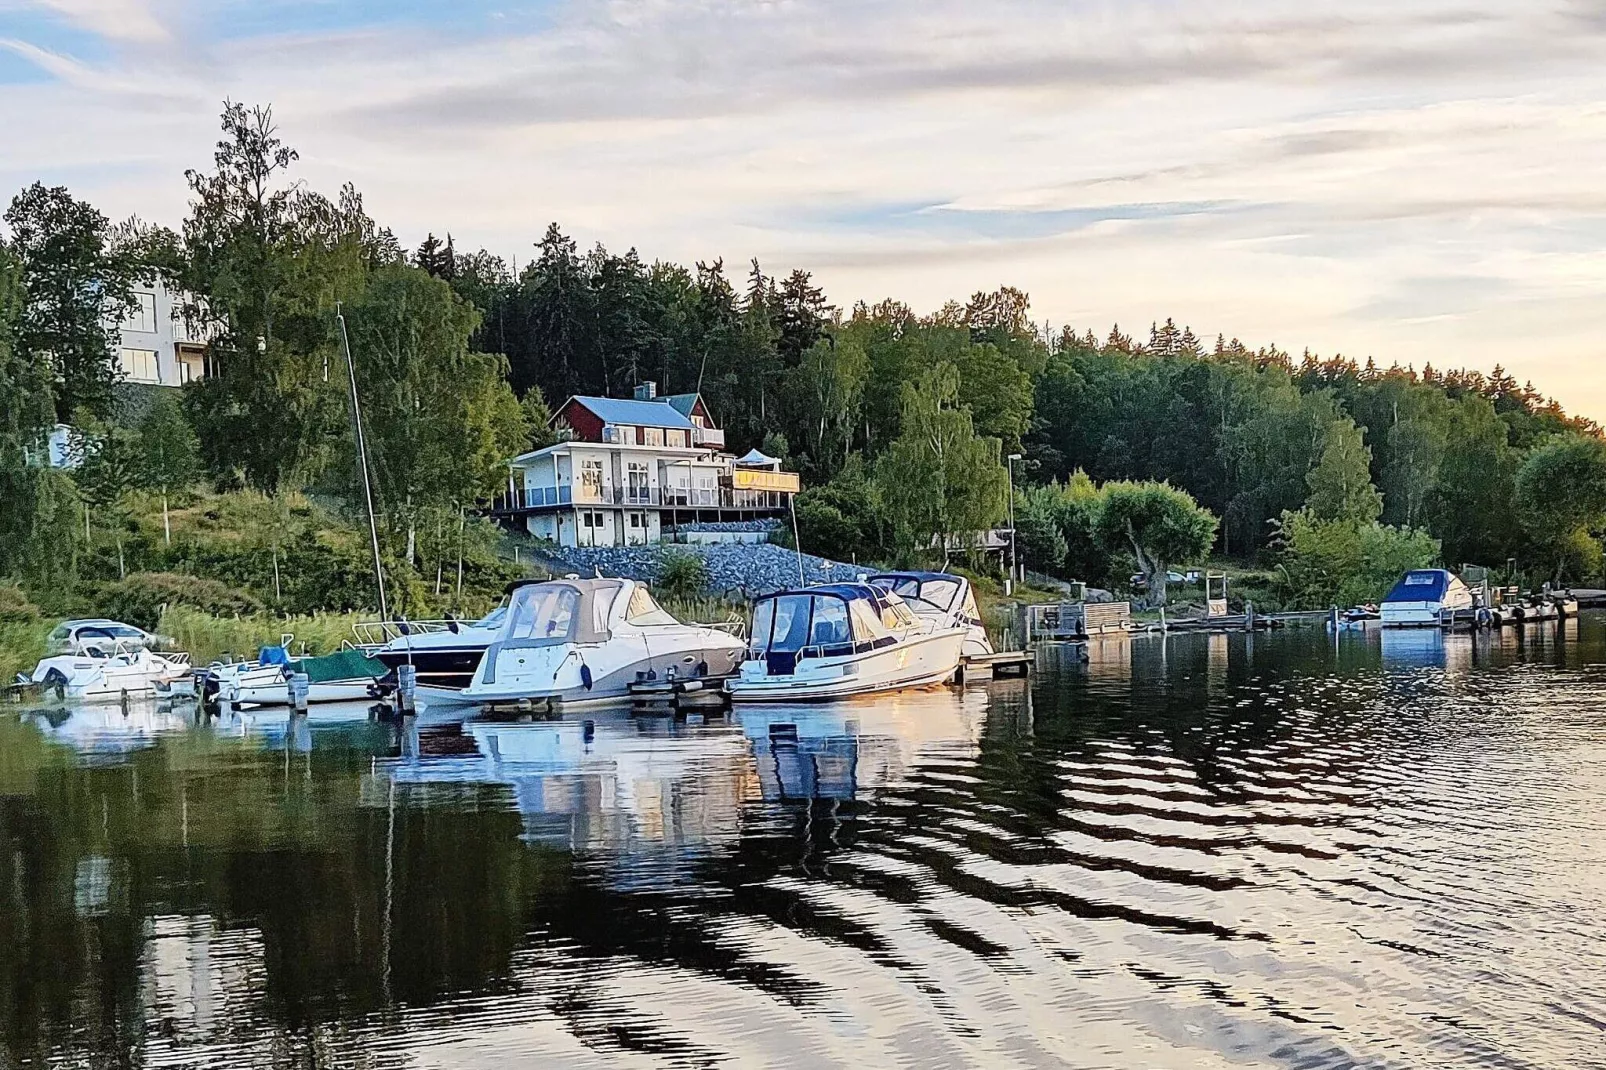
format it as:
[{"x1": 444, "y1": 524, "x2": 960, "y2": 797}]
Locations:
[
  {"x1": 46, "y1": 619, "x2": 161, "y2": 656},
  {"x1": 1129, "y1": 570, "x2": 1190, "y2": 590}
]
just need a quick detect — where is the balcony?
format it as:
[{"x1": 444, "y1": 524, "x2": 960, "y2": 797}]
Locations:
[
  {"x1": 693, "y1": 426, "x2": 725, "y2": 448},
  {"x1": 487, "y1": 482, "x2": 791, "y2": 516},
  {"x1": 575, "y1": 485, "x2": 660, "y2": 506}
]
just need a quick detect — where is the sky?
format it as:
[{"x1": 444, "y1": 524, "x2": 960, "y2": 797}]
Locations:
[{"x1": 4, "y1": 0, "x2": 1606, "y2": 416}]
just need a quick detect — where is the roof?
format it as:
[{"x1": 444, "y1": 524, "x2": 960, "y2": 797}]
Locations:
[
  {"x1": 756, "y1": 582, "x2": 892, "y2": 604},
  {"x1": 661, "y1": 393, "x2": 702, "y2": 417},
  {"x1": 565, "y1": 396, "x2": 695, "y2": 430},
  {"x1": 736, "y1": 448, "x2": 782, "y2": 467},
  {"x1": 1382, "y1": 569, "x2": 1459, "y2": 604}
]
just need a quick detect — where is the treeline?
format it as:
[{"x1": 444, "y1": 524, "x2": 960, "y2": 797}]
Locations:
[{"x1": 2, "y1": 100, "x2": 1604, "y2": 618}]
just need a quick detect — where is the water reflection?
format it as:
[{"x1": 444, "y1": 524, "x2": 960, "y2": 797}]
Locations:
[{"x1": 3, "y1": 620, "x2": 1606, "y2": 1068}]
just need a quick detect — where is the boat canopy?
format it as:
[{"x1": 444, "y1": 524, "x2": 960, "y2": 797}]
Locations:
[
  {"x1": 499, "y1": 579, "x2": 625, "y2": 647},
  {"x1": 1382, "y1": 569, "x2": 1460, "y2": 605},
  {"x1": 750, "y1": 584, "x2": 917, "y2": 658},
  {"x1": 867, "y1": 572, "x2": 979, "y2": 621}
]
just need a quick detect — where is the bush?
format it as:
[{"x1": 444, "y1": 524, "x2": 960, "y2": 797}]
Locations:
[
  {"x1": 0, "y1": 583, "x2": 41, "y2": 624},
  {"x1": 655, "y1": 551, "x2": 710, "y2": 601},
  {"x1": 1274, "y1": 510, "x2": 1440, "y2": 608},
  {"x1": 85, "y1": 571, "x2": 264, "y2": 631}
]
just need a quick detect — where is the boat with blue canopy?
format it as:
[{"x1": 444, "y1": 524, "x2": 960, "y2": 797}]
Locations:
[{"x1": 1380, "y1": 569, "x2": 1474, "y2": 627}]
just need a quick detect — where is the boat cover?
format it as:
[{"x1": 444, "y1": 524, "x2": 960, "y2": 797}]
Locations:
[
  {"x1": 1382, "y1": 570, "x2": 1455, "y2": 604},
  {"x1": 292, "y1": 648, "x2": 385, "y2": 683}
]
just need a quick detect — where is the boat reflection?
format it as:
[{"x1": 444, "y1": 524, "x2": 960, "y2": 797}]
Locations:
[{"x1": 18, "y1": 698, "x2": 199, "y2": 759}]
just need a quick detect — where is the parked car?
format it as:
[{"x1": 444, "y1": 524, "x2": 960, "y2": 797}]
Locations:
[
  {"x1": 1129, "y1": 570, "x2": 1189, "y2": 590},
  {"x1": 45, "y1": 619, "x2": 163, "y2": 656}
]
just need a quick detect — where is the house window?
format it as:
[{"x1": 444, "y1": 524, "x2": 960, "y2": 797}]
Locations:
[
  {"x1": 119, "y1": 348, "x2": 160, "y2": 383},
  {"x1": 629, "y1": 512, "x2": 644, "y2": 529},
  {"x1": 644, "y1": 427, "x2": 663, "y2": 447},
  {"x1": 582, "y1": 510, "x2": 604, "y2": 528},
  {"x1": 666, "y1": 429, "x2": 687, "y2": 448},
  {"x1": 626, "y1": 462, "x2": 650, "y2": 503},
  {"x1": 580, "y1": 458, "x2": 603, "y2": 499},
  {"x1": 122, "y1": 292, "x2": 156, "y2": 334}
]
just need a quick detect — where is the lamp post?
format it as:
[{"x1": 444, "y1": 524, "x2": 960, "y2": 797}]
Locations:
[{"x1": 1006, "y1": 452, "x2": 1022, "y2": 594}]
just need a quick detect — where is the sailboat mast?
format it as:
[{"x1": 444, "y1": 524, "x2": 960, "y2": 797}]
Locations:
[{"x1": 337, "y1": 304, "x2": 390, "y2": 622}]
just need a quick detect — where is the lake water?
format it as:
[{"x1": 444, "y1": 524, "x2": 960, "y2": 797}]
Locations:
[{"x1": 2, "y1": 621, "x2": 1604, "y2": 1069}]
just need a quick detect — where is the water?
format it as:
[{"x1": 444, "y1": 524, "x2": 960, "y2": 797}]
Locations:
[{"x1": 2, "y1": 622, "x2": 1605, "y2": 1069}]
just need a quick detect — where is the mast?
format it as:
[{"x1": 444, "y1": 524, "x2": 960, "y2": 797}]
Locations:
[{"x1": 337, "y1": 303, "x2": 390, "y2": 621}]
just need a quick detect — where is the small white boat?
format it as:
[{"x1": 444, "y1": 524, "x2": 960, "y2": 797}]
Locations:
[
  {"x1": 727, "y1": 583, "x2": 967, "y2": 703},
  {"x1": 202, "y1": 643, "x2": 383, "y2": 707},
  {"x1": 24, "y1": 643, "x2": 192, "y2": 702},
  {"x1": 867, "y1": 571, "x2": 993, "y2": 657},
  {"x1": 461, "y1": 578, "x2": 747, "y2": 708},
  {"x1": 1380, "y1": 569, "x2": 1473, "y2": 628}
]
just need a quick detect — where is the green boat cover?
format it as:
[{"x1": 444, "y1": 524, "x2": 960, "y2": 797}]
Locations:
[{"x1": 290, "y1": 648, "x2": 385, "y2": 684}]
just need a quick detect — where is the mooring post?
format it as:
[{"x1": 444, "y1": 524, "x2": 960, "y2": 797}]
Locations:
[
  {"x1": 287, "y1": 672, "x2": 310, "y2": 716},
  {"x1": 396, "y1": 664, "x2": 418, "y2": 717}
]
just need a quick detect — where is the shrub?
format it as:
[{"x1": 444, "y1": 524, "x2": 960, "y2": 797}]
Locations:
[
  {"x1": 85, "y1": 571, "x2": 264, "y2": 631},
  {"x1": 1274, "y1": 510, "x2": 1440, "y2": 608},
  {"x1": 655, "y1": 551, "x2": 710, "y2": 601},
  {"x1": 0, "y1": 583, "x2": 41, "y2": 624}
]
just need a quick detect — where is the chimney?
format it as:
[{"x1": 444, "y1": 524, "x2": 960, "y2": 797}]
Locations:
[{"x1": 633, "y1": 381, "x2": 658, "y2": 401}]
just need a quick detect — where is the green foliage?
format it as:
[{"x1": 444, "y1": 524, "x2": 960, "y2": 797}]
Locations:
[
  {"x1": 4, "y1": 182, "x2": 140, "y2": 422},
  {"x1": 0, "y1": 582, "x2": 41, "y2": 623},
  {"x1": 1015, "y1": 486, "x2": 1068, "y2": 575},
  {"x1": 875, "y1": 362, "x2": 1009, "y2": 557},
  {"x1": 84, "y1": 571, "x2": 264, "y2": 631},
  {"x1": 0, "y1": 240, "x2": 63, "y2": 584},
  {"x1": 655, "y1": 551, "x2": 710, "y2": 601},
  {"x1": 139, "y1": 394, "x2": 201, "y2": 496},
  {"x1": 1305, "y1": 418, "x2": 1383, "y2": 523},
  {"x1": 789, "y1": 462, "x2": 882, "y2": 563},
  {"x1": 1275, "y1": 511, "x2": 1440, "y2": 609},
  {"x1": 1094, "y1": 481, "x2": 1218, "y2": 605},
  {"x1": 1514, "y1": 434, "x2": 1606, "y2": 582},
  {"x1": 519, "y1": 386, "x2": 558, "y2": 452},
  {"x1": 155, "y1": 604, "x2": 372, "y2": 664}
]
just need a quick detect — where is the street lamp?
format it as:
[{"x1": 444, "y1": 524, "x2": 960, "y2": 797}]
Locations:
[{"x1": 1006, "y1": 452, "x2": 1023, "y2": 593}]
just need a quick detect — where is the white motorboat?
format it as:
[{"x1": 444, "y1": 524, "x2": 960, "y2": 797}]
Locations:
[
  {"x1": 726, "y1": 583, "x2": 967, "y2": 703},
  {"x1": 24, "y1": 642, "x2": 192, "y2": 702},
  {"x1": 1380, "y1": 569, "x2": 1474, "y2": 627},
  {"x1": 461, "y1": 578, "x2": 746, "y2": 708},
  {"x1": 361, "y1": 602, "x2": 510, "y2": 704},
  {"x1": 201, "y1": 644, "x2": 383, "y2": 706},
  {"x1": 867, "y1": 571, "x2": 993, "y2": 658}
]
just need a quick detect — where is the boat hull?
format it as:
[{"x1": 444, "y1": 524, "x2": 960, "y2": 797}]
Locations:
[
  {"x1": 373, "y1": 646, "x2": 488, "y2": 692},
  {"x1": 463, "y1": 634, "x2": 746, "y2": 707},
  {"x1": 29, "y1": 653, "x2": 192, "y2": 702},
  {"x1": 727, "y1": 629, "x2": 966, "y2": 703}
]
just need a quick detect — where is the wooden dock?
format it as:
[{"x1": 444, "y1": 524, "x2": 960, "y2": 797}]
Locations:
[{"x1": 959, "y1": 650, "x2": 1032, "y2": 682}]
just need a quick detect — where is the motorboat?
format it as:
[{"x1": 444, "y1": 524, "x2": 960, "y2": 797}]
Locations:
[
  {"x1": 1380, "y1": 569, "x2": 1474, "y2": 627},
  {"x1": 361, "y1": 602, "x2": 510, "y2": 704},
  {"x1": 866, "y1": 571, "x2": 993, "y2": 657},
  {"x1": 461, "y1": 578, "x2": 746, "y2": 708},
  {"x1": 201, "y1": 644, "x2": 384, "y2": 706},
  {"x1": 24, "y1": 642, "x2": 192, "y2": 702},
  {"x1": 726, "y1": 583, "x2": 967, "y2": 703}
]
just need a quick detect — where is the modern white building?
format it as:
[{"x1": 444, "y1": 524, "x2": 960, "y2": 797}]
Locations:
[
  {"x1": 494, "y1": 384, "x2": 799, "y2": 548},
  {"x1": 111, "y1": 278, "x2": 211, "y2": 388}
]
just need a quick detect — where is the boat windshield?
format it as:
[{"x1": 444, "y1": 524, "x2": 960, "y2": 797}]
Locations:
[
  {"x1": 750, "y1": 592, "x2": 889, "y2": 657},
  {"x1": 473, "y1": 604, "x2": 509, "y2": 630},
  {"x1": 504, "y1": 585, "x2": 580, "y2": 643},
  {"x1": 873, "y1": 576, "x2": 961, "y2": 613}
]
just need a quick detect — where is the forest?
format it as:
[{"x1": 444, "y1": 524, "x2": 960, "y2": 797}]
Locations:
[{"x1": 3, "y1": 101, "x2": 1605, "y2": 630}]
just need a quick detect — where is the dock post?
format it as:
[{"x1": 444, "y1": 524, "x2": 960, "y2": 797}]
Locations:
[
  {"x1": 396, "y1": 664, "x2": 417, "y2": 717},
  {"x1": 287, "y1": 672, "x2": 310, "y2": 716},
  {"x1": 1246, "y1": 602, "x2": 1256, "y2": 633},
  {"x1": 1329, "y1": 606, "x2": 1340, "y2": 632}
]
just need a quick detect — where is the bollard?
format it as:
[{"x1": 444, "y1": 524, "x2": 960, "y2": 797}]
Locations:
[
  {"x1": 287, "y1": 671, "x2": 311, "y2": 715},
  {"x1": 396, "y1": 664, "x2": 418, "y2": 717}
]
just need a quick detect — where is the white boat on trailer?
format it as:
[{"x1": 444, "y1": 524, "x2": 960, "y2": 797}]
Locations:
[
  {"x1": 461, "y1": 578, "x2": 747, "y2": 709},
  {"x1": 727, "y1": 583, "x2": 967, "y2": 703}
]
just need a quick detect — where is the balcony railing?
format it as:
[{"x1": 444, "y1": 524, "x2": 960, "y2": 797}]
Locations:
[
  {"x1": 693, "y1": 427, "x2": 725, "y2": 448},
  {"x1": 489, "y1": 483, "x2": 792, "y2": 514}
]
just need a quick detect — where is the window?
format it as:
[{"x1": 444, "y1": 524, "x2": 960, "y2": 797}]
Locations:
[
  {"x1": 808, "y1": 596, "x2": 852, "y2": 652},
  {"x1": 666, "y1": 430, "x2": 687, "y2": 448},
  {"x1": 629, "y1": 512, "x2": 644, "y2": 528},
  {"x1": 626, "y1": 586, "x2": 678, "y2": 626},
  {"x1": 582, "y1": 510, "x2": 604, "y2": 528},
  {"x1": 119, "y1": 348, "x2": 160, "y2": 383},
  {"x1": 626, "y1": 462, "x2": 650, "y2": 503},
  {"x1": 122, "y1": 292, "x2": 156, "y2": 334},
  {"x1": 764, "y1": 594, "x2": 814, "y2": 653},
  {"x1": 580, "y1": 458, "x2": 603, "y2": 498},
  {"x1": 506, "y1": 585, "x2": 578, "y2": 642},
  {"x1": 644, "y1": 427, "x2": 663, "y2": 447}
]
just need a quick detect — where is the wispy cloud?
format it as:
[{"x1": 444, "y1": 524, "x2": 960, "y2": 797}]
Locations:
[{"x1": 29, "y1": 0, "x2": 170, "y2": 43}]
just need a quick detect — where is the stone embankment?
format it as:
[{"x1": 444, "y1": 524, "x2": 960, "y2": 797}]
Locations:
[{"x1": 548, "y1": 542, "x2": 862, "y2": 597}]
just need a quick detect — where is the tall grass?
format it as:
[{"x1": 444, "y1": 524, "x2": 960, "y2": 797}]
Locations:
[
  {"x1": 156, "y1": 605, "x2": 369, "y2": 665},
  {"x1": 0, "y1": 621, "x2": 51, "y2": 683}
]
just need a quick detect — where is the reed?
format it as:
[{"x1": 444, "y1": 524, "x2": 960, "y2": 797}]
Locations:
[
  {"x1": 156, "y1": 605, "x2": 369, "y2": 664},
  {"x1": 0, "y1": 621, "x2": 50, "y2": 684}
]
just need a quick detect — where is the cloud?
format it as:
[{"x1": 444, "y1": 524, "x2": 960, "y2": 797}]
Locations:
[
  {"x1": 28, "y1": 0, "x2": 170, "y2": 43},
  {"x1": 5, "y1": 0, "x2": 1606, "y2": 415}
]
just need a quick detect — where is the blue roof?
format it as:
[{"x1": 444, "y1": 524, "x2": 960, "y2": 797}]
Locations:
[
  {"x1": 1382, "y1": 569, "x2": 1453, "y2": 604},
  {"x1": 661, "y1": 393, "x2": 702, "y2": 417},
  {"x1": 570, "y1": 396, "x2": 695, "y2": 429},
  {"x1": 870, "y1": 571, "x2": 960, "y2": 585}
]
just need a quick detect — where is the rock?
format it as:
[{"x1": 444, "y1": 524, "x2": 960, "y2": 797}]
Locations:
[
  {"x1": 1085, "y1": 588, "x2": 1116, "y2": 604},
  {"x1": 549, "y1": 542, "x2": 862, "y2": 597}
]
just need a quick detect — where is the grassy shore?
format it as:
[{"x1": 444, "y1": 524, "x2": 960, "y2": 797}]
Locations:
[{"x1": 155, "y1": 606, "x2": 372, "y2": 665}]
